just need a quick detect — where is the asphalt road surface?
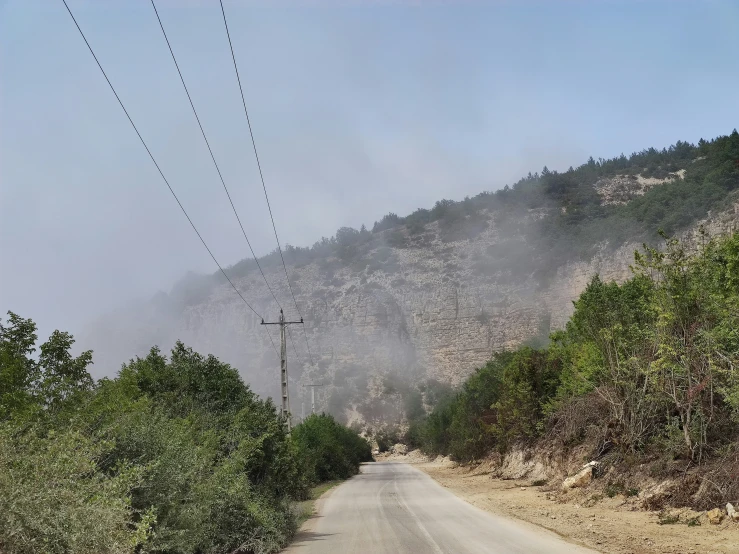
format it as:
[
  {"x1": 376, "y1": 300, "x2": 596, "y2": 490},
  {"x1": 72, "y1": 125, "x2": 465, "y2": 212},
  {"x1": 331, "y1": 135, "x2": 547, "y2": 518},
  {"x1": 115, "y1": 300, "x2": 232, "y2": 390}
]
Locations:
[{"x1": 284, "y1": 461, "x2": 597, "y2": 554}]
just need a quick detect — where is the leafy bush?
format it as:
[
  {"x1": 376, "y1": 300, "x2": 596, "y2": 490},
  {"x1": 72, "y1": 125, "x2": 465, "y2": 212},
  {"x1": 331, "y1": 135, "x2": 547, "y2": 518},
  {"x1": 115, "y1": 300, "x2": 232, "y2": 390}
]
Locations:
[
  {"x1": 292, "y1": 414, "x2": 372, "y2": 482},
  {"x1": 0, "y1": 424, "x2": 147, "y2": 554},
  {"x1": 491, "y1": 348, "x2": 560, "y2": 452},
  {"x1": 374, "y1": 426, "x2": 403, "y2": 453},
  {"x1": 415, "y1": 231, "x2": 739, "y2": 494},
  {"x1": 0, "y1": 315, "x2": 370, "y2": 554}
]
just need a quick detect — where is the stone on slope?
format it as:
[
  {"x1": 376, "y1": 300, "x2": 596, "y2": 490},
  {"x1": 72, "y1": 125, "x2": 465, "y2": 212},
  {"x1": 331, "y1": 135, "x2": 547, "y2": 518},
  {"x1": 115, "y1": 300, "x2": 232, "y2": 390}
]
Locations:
[
  {"x1": 562, "y1": 461, "x2": 598, "y2": 490},
  {"x1": 707, "y1": 508, "x2": 724, "y2": 525}
]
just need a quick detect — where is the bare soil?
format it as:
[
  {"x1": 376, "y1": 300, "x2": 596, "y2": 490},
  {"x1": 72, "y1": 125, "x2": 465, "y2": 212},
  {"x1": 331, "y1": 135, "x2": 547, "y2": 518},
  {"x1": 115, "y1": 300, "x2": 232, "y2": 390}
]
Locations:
[{"x1": 415, "y1": 457, "x2": 739, "y2": 554}]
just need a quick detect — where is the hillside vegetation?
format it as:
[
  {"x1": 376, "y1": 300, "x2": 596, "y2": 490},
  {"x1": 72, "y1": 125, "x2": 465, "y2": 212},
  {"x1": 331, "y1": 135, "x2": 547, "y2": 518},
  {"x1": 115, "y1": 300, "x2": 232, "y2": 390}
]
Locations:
[
  {"x1": 0, "y1": 316, "x2": 371, "y2": 554},
  {"x1": 224, "y1": 130, "x2": 739, "y2": 286},
  {"x1": 157, "y1": 130, "x2": 739, "y2": 312},
  {"x1": 409, "y1": 231, "x2": 739, "y2": 509}
]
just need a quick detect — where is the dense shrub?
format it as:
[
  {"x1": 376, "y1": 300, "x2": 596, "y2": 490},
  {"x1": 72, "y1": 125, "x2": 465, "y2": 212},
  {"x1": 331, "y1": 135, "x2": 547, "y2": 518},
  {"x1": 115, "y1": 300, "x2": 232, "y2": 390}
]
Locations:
[
  {"x1": 0, "y1": 424, "x2": 147, "y2": 554},
  {"x1": 292, "y1": 414, "x2": 372, "y2": 482},
  {"x1": 491, "y1": 348, "x2": 560, "y2": 451},
  {"x1": 415, "y1": 232, "x2": 739, "y2": 487},
  {"x1": 0, "y1": 316, "x2": 368, "y2": 554},
  {"x1": 374, "y1": 426, "x2": 402, "y2": 453}
]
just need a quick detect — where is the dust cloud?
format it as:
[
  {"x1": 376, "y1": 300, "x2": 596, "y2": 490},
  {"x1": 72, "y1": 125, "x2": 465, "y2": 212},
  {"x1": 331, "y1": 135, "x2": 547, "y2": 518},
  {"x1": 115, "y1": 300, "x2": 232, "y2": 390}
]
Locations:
[{"x1": 4, "y1": 1, "x2": 737, "y2": 426}]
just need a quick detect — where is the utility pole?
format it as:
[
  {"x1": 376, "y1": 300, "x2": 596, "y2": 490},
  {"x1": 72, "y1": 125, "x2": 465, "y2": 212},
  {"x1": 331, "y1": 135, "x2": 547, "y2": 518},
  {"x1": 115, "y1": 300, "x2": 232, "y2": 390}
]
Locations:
[
  {"x1": 261, "y1": 309, "x2": 303, "y2": 432},
  {"x1": 305, "y1": 383, "x2": 325, "y2": 415}
]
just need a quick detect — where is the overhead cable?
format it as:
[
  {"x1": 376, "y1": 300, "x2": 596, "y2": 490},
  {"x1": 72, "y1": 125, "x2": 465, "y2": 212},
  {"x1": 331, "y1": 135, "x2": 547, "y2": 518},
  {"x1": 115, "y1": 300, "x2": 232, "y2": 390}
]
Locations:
[
  {"x1": 150, "y1": 0, "x2": 285, "y2": 314},
  {"x1": 218, "y1": 0, "x2": 317, "y2": 367},
  {"x1": 60, "y1": 0, "x2": 279, "y2": 358}
]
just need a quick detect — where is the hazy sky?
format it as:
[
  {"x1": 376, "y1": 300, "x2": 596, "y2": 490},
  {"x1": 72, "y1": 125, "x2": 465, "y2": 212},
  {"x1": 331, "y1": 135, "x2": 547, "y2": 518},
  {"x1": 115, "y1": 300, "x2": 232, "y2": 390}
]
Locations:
[{"x1": 2, "y1": 0, "x2": 738, "y2": 344}]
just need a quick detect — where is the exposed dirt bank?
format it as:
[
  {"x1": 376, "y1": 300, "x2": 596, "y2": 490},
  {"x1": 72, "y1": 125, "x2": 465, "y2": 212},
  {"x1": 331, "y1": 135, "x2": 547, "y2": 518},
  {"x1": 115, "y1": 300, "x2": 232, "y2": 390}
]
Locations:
[{"x1": 415, "y1": 457, "x2": 739, "y2": 554}]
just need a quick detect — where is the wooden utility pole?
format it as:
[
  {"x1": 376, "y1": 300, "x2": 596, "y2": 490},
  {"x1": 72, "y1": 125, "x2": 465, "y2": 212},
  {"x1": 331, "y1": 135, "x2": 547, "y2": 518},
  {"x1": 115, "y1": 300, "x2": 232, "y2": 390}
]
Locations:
[{"x1": 261, "y1": 309, "x2": 303, "y2": 431}]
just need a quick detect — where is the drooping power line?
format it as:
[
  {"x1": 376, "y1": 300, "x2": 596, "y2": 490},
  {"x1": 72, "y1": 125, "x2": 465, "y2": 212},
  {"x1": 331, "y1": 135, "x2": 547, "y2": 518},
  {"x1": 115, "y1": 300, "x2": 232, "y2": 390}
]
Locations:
[
  {"x1": 149, "y1": 0, "x2": 305, "y2": 367},
  {"x1": 218, "y1": 0, "x2": 317, "y2": 367},
  {"x1": 149, "y1": 0, "x2": 285, "y2": 314},
  {"x1": 60, "y1": 0, "x2": 280, "y2": 358}
]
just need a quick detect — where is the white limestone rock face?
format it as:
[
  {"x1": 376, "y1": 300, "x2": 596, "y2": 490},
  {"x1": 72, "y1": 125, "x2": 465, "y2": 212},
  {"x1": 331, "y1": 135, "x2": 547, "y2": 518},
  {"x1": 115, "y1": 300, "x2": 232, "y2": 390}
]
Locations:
[{"x1": 82, "y1": 201, "x2": 739, "y2": 426}]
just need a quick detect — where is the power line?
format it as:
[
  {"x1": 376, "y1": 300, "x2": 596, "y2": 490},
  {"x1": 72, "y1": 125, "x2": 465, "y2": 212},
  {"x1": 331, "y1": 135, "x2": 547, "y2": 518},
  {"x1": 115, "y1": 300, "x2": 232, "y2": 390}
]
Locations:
[
  {"x1": 59, "y1": 0, "x2": 279, "y2": 359},
  {"x1": 218, "y1": 0, "x2": 316, "y2": 367},
  {"x1": 285, "y1": 324, "x2": 302, "y2": 363},
  {"x1": 149, "y1": 0, "x2": 300, "y2": 367},
  {"x1": 264, "y1": 325, "x2": 281, "y2": 364},
  {"x1": 149, "y1": 0, "x2": 284, "y2": 314}
]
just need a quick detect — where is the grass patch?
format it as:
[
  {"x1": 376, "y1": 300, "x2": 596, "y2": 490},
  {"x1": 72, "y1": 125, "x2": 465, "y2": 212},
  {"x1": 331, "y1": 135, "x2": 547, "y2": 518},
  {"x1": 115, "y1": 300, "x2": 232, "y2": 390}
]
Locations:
[{"x1": 295, "y1": 480, "x2": 344, "y2": 525}]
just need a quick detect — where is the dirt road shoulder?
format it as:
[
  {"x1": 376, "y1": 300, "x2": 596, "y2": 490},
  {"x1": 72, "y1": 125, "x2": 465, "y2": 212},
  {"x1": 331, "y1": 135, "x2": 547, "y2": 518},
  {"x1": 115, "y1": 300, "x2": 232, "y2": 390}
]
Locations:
[{"x1": 417, "y1": 460, "x2": 739, "y2": 554}]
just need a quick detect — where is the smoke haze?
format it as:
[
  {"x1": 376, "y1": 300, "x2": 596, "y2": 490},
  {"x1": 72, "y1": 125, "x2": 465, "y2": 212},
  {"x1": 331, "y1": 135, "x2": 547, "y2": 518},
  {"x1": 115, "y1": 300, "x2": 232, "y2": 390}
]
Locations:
[{"x1": 2, "y1": 0, "x2": 739, "y2": 413}]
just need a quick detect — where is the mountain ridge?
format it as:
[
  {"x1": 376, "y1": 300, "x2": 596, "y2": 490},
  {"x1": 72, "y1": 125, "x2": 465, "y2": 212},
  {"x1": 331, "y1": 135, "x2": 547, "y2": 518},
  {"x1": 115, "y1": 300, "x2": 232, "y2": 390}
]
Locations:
[{"x1": 82, "y1": 130, "x2": 739, "y2": 426}]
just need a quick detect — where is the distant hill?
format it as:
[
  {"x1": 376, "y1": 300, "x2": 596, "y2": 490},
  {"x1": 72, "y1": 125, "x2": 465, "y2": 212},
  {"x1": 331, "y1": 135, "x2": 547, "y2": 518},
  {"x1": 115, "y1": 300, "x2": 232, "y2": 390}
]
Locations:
[{"x1": 82, "y1": 130, "x2": 739, "y2": 428}]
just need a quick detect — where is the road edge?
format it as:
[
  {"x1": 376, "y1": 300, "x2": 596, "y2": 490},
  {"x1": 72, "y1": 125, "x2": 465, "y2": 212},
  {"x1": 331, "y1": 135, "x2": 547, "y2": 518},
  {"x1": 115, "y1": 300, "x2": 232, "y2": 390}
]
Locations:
[
  {"x1": 283, "y1": 471, "x2": 359, "y2": 552},
  {"x1": 413, "y1": 462, "x2": 599, "y2": 552}
]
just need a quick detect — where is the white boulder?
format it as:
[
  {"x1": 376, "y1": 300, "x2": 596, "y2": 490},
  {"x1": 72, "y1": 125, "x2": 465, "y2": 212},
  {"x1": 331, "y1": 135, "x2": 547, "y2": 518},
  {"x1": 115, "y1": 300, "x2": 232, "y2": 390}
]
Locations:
[{"x1": 562, "y1": 461, "x2": 598, "y2": 490}]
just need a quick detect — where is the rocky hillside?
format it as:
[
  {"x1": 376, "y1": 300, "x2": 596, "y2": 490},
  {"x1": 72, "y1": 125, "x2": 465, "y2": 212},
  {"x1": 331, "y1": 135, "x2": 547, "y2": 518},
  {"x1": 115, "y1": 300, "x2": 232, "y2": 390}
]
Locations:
[{"x1": 83, "y1": 131, "x2": 739, "y2": 426}]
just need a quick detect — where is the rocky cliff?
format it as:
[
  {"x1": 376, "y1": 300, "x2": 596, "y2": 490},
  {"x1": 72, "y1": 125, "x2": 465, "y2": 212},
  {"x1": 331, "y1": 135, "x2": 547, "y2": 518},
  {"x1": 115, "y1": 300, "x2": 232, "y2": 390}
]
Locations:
[{"x1": 84, "y1": 161, "x2": 739, "y2": 426}]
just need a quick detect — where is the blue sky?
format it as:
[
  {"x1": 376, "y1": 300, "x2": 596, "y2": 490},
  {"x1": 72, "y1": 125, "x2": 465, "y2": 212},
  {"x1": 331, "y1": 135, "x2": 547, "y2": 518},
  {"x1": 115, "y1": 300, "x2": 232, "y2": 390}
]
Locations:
[{"x1": 1, "y1": 0, "x2": 738, "y2": 342}]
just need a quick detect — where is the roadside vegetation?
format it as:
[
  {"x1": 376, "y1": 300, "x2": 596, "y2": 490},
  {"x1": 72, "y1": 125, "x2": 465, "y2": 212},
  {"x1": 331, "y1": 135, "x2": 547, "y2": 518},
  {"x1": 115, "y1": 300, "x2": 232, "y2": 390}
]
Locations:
[
  {"x1": 0, "y1": 318, "x2": 370, "y2": 554},
  {"x1": 409, "y1": 231, "x2": 739, "y2": 509}
]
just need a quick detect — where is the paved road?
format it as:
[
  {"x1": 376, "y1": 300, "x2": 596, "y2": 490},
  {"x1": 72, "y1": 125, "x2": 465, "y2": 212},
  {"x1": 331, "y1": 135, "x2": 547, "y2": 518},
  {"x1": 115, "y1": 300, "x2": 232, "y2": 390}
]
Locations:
[{"x1": 284, "y1": 462, "x2": 597, "y2": 554}]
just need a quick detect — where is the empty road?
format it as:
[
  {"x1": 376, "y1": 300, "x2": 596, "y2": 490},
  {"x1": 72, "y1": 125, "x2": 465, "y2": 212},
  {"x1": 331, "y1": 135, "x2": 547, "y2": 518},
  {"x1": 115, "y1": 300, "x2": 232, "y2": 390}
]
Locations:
[{"x1": 284, "y1": 462, "x2": 597, "y2": 554}]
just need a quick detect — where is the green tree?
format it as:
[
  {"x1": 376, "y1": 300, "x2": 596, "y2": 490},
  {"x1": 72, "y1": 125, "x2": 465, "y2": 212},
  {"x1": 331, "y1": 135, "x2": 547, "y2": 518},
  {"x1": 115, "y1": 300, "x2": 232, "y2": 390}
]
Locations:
[
  {"x1": 0, "y1": 312, "x2": 40, "y2": 420},
  {"x1": 561, "y1": 273, "x2": 660, "y2": 450},
  {"x1": 447, "y1": 354, "x2": 508, "y2": 460},
  {"x1": 38, "y1": 330, "x2": 93, "y2": 413},
  {"x1": 292, "y1": 413, "x2": 372, "y2": 482},
  {"x1": 492, "y1": 348, "x2": 560, "y2": 452},
  {"x1": 637, "y1": 234, "x2": 739, "y2": 459},
  {"x1": 0, "y1": 316, "x2": 372, "y2": 554}
]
